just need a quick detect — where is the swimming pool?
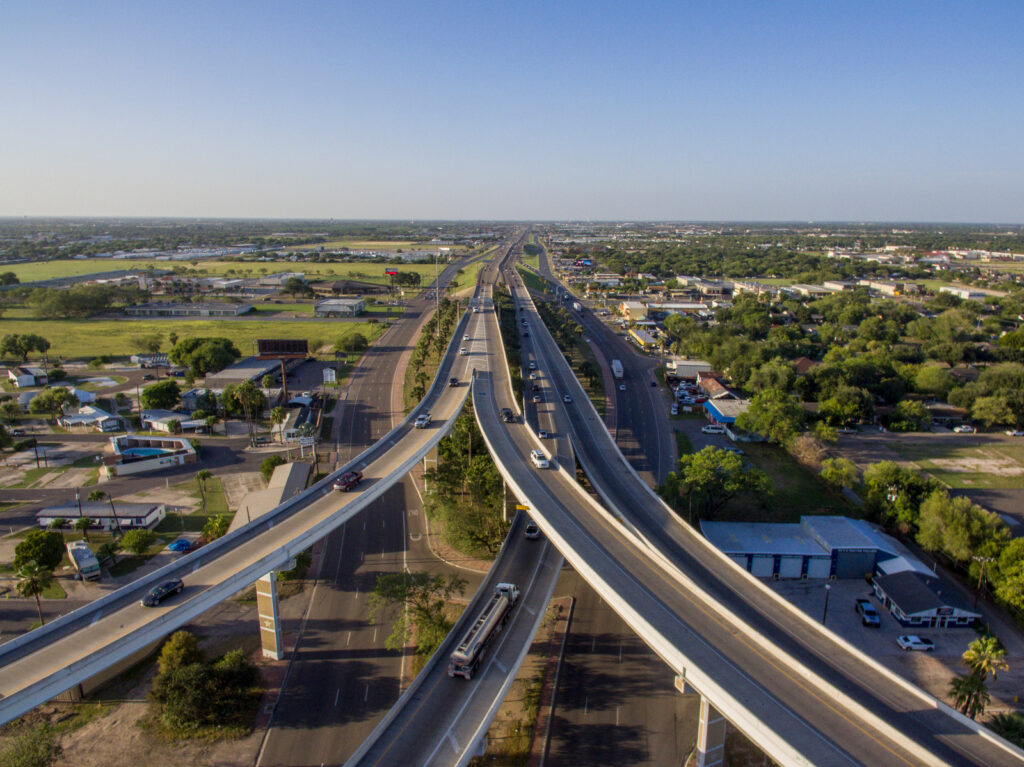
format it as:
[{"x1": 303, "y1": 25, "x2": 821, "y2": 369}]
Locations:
[{"x1": 122, "y1": 447, "x2": 173, "y2": 457}]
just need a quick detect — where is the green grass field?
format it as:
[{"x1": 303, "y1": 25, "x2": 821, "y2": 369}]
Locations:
[
  {"x1": 720, "y1": 442, "x2": 852, "y2": 522},
  {"x1": 3, "y1": 258, "x2": 448, "y2": 284},
  {"x1": 0, "y1": 317, "x2": 385, "y2": 359},
  {"x1": 888, "y1": 439, "x2": 1024, "y2": 489},
  {"x1": 281, "y1": 239, "x2": 441, "y2": 252}
]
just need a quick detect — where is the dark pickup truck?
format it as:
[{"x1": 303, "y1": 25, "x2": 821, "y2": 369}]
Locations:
[{"x1": 855, "y1": 598, "x2": 881, "y2": 627}]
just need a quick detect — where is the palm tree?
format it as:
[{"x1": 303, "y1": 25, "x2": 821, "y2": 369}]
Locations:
[
  {"x1": 96, "y1": 540, "x2": 121, "y2": 569},
  {"x1": 949, "y1": 672, "x2": 991, "y2": 720},
  {"x1": 962, "y1": 636, "x2": 1010, "y2": 682},
  {"x1": 17, "y1": 561, "x2": 55, "y2": 626},
  {"x1": 73, "y1": 516, "x2": 92, "y2": 541},
  {"x1": 47, "y1": 518, "x2": 67, "y2": 541},
  {"x1": 270, "y1": 406, "x2": 286, "y2": 443},
  {"x1": 88, "y1": 490, "x2": 122, "y2": 539},
  {"x1": 195, "y1": 469, "x2": 212, "y2": 513}
]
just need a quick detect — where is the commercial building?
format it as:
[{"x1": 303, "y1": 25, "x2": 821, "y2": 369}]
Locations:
[
  {"x1": 872, "y1": 571, "x2": 980, "y2": 628},
  {"x1": 124, "y1": 302, "x2": 254, "y2": 317},
  {"x1": 258, "y1": 272, "x2": 305, "y2": 287},
  {"x1": 619, "y1": 301, "x2": 648, "y2": 321},
  {"x1": 665, "y1": 358, "x2": 713, "y2": 380},
  {"x1": 141, "y1": 409, "x2": 207, "y2": 433},
  {"x1": 700, "y1": 515, "x2": 931, "y2": 581},
  {"x1": 628, "y1": 328, "x2": 658, "y2": 350},
  {"x1": 36, "y1": 501, "x2": 167, "y2": 532},
  {"x1": 940, "y1": 286, "x2": 987, "y2": 301},
  {"x1": 130, "y1": 353, "x2": 170, "y2": 367},
  {"x1": 314, "y1": 298, "x2": 366, "y2": 317},
  {"x1": 205, "y1": 356, "x2": 281, "y2": 387},
  {"x1": 7, "y1": 366, "x2": 48, "y2": 388}
]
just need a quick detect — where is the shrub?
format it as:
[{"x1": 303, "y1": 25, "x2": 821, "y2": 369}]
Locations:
[{"x1": 260, "y1": 455, "x2": 286, "y2": 482}]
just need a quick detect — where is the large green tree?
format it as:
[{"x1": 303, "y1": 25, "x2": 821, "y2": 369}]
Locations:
[
  {"x1": 0, "y1": 333, "x2": 50, "y2": 362},
  {"x1": 736, "y1": 387, "x2": 805, "y2": 445},
  {"x1": 141, "y1": 379, "x2": 182, "y2": 410},
  {"x1": 915, "y1": 490, "x2": 1007, "y2": 565},
  {"x1": 367, "y1": 571, "x2": 466, "y2": 656},
  {"x1": 13, "y1": 529, "x2": 64, "y2": 571},
  {"x1": 169, "y1": 337, "x2": 240, "y2": 376},
  {"x1": 28, "y1": 387, "x2": 79, "y2": 423},
  {"x1": 675, "y1": 446, "x2": 772, "y2": 519}
]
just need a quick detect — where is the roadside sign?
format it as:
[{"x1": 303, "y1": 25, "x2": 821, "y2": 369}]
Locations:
[
  {"x1": 323, "y1": 368, "x2": 336, "y2": 383},
  {"x1": 385, "y1": 269, "x2": 398, "y2": 276},
  {"x1": 298, "y1": 437, "x2": 315, "y2": 447},
  {"x1": 515, "y1": 504, "x2": 530, "y2": 511}
]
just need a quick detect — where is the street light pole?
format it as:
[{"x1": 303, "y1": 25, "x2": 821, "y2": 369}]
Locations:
[
  {"x1": 822, "y1": 583, "x2": 832, "y2": 624},
  {"x1": 971, "y1": 556, "x2": 995, "y2": 610}
]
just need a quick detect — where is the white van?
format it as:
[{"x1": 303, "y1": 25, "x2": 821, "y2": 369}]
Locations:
[{"x1": 701, "y1": 424, "x2": 726, "y2": 435}]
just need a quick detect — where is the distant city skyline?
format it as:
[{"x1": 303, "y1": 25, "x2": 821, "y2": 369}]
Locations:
[{"x1": 2, "y1": 1, "x2": 1022, "y2": 223}]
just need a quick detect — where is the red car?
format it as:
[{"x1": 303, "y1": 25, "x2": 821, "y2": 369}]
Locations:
[{"x1": 333, "y1": 471, "x2": 363, "y2": 492}]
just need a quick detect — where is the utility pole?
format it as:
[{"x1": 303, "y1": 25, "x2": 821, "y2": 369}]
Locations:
[{"x1": 972, "y1": 556, "x2": 995, "y2": 610}]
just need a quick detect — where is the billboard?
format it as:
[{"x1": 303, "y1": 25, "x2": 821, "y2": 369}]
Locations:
[
  {"x1": 257, "y1": 339, "x2": 309, "y2": 358},
  {"x1": 385, "y1": 268, "x2": 398, "y2": 276}
]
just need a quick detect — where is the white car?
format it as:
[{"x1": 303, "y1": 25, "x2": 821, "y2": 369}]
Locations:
[
  {"x1": 619, "y1": 384, "x2": 627, "y2": 391},
  {"x1": 459, "y1": 347, "x2": 469, "y2": 356},
  {"x1": 463, "y1": 334, "x2": 470, "y2": 341},
  {"x1": 530, "y1": 449, "x2": 550, "y2": 469},
  {"x1": 414, "y1": 413, "x2": 432, "y2": 429},
  {"x1": 1006, "y1": 429, "x2": 1024, "y2": 436},
  {"x1": 701, "y1": 424, "x2": 726, "y2": 435},
  {"x1": 528, "y1": 362, "x2": 536, "y2": 370},
  {"x1": 670, "y1": 404, "x2": 679, "y2": 416},
  {"x1": 538, "y1": 429, "x2": 549, "y2": 439},
  {"x1": 529, "y1": 371, "x2": 538, "y2": 380},
  {"x1": 897, "y1": 635, "x2": 934, "y2": 652},
  {"x1": 563, "y1": 394, "x2": 572, "y2": 403},
  {"x1": 953, "y1": 425, "x2": 975, "y2": 433}
]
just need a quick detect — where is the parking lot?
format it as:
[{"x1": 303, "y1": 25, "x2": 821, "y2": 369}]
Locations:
[{"x1": 764, "y1": 577, "x2": 1022, "y2": 707}]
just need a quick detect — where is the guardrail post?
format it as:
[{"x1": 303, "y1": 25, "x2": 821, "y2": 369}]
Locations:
[
  {"x1": 695, "y1": 695, "x2": 727, "y2": 767},
  {"x1": 257, "y1": 570, "x2": 284, "y2": 660}
]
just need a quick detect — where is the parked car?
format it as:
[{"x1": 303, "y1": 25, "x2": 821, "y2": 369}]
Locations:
[
  {"x1": 953, "y1": 425, "x2": 975, "y2": 433},
  {"x1": 722, "y1": 446, "x2": 744, "y2": 455},
  {"x1": 1006, "y1": 429, "x2": 1024, "y2": 436},
  {"x1": 897, "y1": 635, "x2": 934, "y2": 651},
  {"x1": 524, "y1": 524, "x2": 541, "y2": 540},
  {"x1": 855, "y1": 598, "x2": 881, "y2": 627},
  {"x1": 142, "y1": 374, "x2": 154, "y2": 381},
  {"x1": 701, "y1": 424, "x2": 726, "y2": 435},
  {"x1": 141, "y1": 578, "x2": 184, "y2": 607},
  {"x1": 414, "y1": 413, "x2": 432, "y2": 429},
  {"x1": 530, "y1": 449, "x2": 550, "y2": 469},
  {"x1": 167, "y1": 539, "x2": 191, "y2": 553},
  {"x1": 332, "y1": 470, "x2": 363, "y2": 491},
  {"x1": 670, "y1": 404, "x2": 679, "y2": 416}
]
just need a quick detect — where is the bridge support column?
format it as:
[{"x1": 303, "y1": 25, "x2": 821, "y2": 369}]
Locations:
[
  {"x1": 695, "y1": 695, "x2": 726, "y2": 767},
  {"x1": 257, "y1": 571, "x2": 284, "y2": 660},
  {"x1": 422, "y1": 444, "x2": 439, "y2": 492}
]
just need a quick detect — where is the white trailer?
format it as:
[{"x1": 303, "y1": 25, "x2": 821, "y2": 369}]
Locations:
[
  {"x1": 611, "y1": 359, "x2": 624, "y2": 379},
  {"x1": 572, "y1": 301, "x2": 582, "y2": 313},
  {"x1": 66, "y1": 541, "x2": 101, "y2": 581},
  {"x1": 448, "y1": 582, "x2": 520, "y2": 680}
]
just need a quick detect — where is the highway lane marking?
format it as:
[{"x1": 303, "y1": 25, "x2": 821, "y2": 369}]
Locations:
[
  {"x1": 447, "y1": 732, "x2": 460, "y2": 753},
  {"x1": 89, "y1": 612, "x2": 103, "y2": 626},
  {"x1": 584, "y1": 696, "x2": 589, "y2": 715},
  {"x1": 346, "y1": 632, "x2": 352, "y2": 646},
  {"x1": 334, "y1": 524, "x2": 347, "y2": 584},
  {"x1": 524, "y1": 606, "x2": 535, "y2": 616},
  {"x1": 494, "y1": 660, "x2": 507, "y2": 673},
  {"x1": 373, "y1": 628, "x2": 377, "y2": 643},
  {"x1": 616, "y1": 706, "x2": 620, "y2": 726},
  {"x1": 364, "y1": 684, "x2": 369, "y2": 703},
  {"x1": 334, "y1": 689, "x2": 339, "y2": 706}
]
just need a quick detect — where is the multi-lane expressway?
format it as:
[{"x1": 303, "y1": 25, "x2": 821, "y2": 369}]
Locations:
[
  {"x1": 500, "y1": 265, "x2": 1024, "y2": 766},
  {"x1": 2, "y1": 236, "x2": 1023, "y2": 766}
]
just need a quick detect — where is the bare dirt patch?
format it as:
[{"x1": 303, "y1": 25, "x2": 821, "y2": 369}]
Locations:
[{"x1": 928, "y1": 456, "x2": 1024, "y2": 476}]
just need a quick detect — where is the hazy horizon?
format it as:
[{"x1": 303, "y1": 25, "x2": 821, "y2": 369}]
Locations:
[{"x1": 3, "y1": 1, "x2": 1023, "y2": 222}]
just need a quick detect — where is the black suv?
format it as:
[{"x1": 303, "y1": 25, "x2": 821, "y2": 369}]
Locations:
[
  {"x1": 141, "y1": 578, "x2": 184, "y2": 607},
  {"x1": 500, "y1": 408, "x2": 515, "y2": 423}
]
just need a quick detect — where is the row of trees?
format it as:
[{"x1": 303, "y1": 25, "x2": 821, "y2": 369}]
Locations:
[
  {"x1": 0, "y1": 332, "x2": 50, "y2": 362},
  {"x1": 407, "y1": 297, "x2": 461, "y2": 404}
]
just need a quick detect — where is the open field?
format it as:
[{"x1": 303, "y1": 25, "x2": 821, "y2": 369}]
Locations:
[
  {"x1": 2, "y1": 259, "x2": 450, "y2": 284},
  {"x1": 281, "y1": 239, "x2": 463, "y2": 253},
  {"x1": 888, "y1": 438, "x2": 1024, "y2": 489},
  {"x1": 0, "y1": 318, "x2": 385, "y2": 359},
  {"x1": 723, "y1": 442, "x2": 853, "y2": 522}
]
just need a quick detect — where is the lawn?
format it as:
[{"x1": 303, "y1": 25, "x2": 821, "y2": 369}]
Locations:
[
  {"x1": 719, "y1": 442, "x2": 853, "y2": 523},
  {"x1": 0, "y1": 317, "x2": 385, "y2": 359},
  {"x1": 1, "y1": 258, "x2": 449, "y2": 284},
  {"x1": 154, "y1": 476, "x2": 230, "y2": 535},
  {"x1": 517, "y1": 266, "x2": 548, "y2": 294},
  {"x1": 888, "y1": 439, "x2": 1024, "y2": 489},
  {"x1": 282, "y1": 239, "x2": 436, "y2": 252}
]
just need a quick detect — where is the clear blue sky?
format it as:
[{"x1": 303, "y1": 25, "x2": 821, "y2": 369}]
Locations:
[{"x1": 2, "y1": 1, "x2": 1022, "y2": 222}]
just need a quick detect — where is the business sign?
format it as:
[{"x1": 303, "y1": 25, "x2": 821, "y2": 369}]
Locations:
[
  {"x1": 385, "y1": 269, "x2": 398, "y2": 276},
  {"x1": 298, "y1": 437, "x2": 315, "y2": 447},
  {"x1": 323, "y1": 368, "x2": 336, "y2": 383}
]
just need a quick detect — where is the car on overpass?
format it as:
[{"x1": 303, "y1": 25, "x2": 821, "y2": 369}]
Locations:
[
  {"x1": 524, "y1": 524, "x2": 541, "y2": 540},
  {"x1": 414, "y1": 413, "x2": 432, "y2": 428},
  {"x1": 530, "y1": 450, "x2": 549, "y2": 469},
  {"x1": 332, "y1": 470, "x2": 363, "y2": 492},
  {"x1": 500, "y1": 408, "x2": 515, "y2": 423},
  {"x1": 141, "y1": 578, "x2": 184, "y2": 607},
  {"x1": 562, "y1": 394, "x2": 572, "y2": 403}
]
